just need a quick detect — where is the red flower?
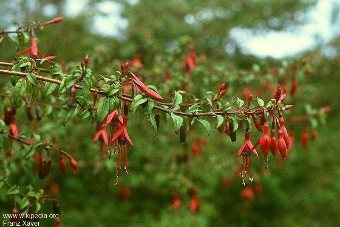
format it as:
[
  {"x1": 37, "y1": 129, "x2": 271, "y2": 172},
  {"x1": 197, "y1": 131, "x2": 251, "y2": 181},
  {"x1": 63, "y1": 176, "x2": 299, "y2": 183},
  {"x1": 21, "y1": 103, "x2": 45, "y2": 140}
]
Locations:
[
  {"x1": 277, "y1": 130, "x2": 287, "y2": 159},
  {"x1": 118, "y1": 186, "x2": 132, "y2": 200},
  {"x1": 110, "y1": 116, "x2": 133, "y2": 146},
  {"x1": 190, "y1": 195, "x2": 200, "y2": 213},
  {"x1": 131, "y1": 73, "x2": 164, "y2": 101},
  {"x1": 183, "y1": 51, "x2": 196, "y2": 75},
  {"x1": 240, "y1": 187, "x2": 255, "y2": 201},
  {"x1": 9, "y1": 115, "x2": 19, "y2": 138},
  {"x1": 213, "y1": 81, "x2": 227, "y2": 102},
  {"x1": 93, "y1": 110, "x2": 118, "y2": 149},
  {"x1": 236, "y1": 132, "x2": 258, "y2": 157},
  {"x1": 131, "y1": 54, "x2": 143, "y2": 68},
  {"x1": 59, "y1": 154, "x2": 67, "y2": 174},
  {"x1": 93, "y1": 123, "x2": 109, "y2": 144},
  {"x1": 171, "y1": 193, "x2": 181, "y2": 209},
  {"x1": 191, "y1": 142, "x2": 202, "y2": 155},
  {"x1": 237, "y1": 132, "x2": 258, "y2": 185},
  {"x1": 17, "y1": 36, "x2": 45, "y2": 58},
  {"x1": 44, "y1": 16, "x2": 64, "y2": 25},
  {"x1": 259, "y1": 122, "x2": 271, "y2": 158},
  {"x1": 279, "y1": 117, "x2": 289, "y2": 148},
  {"x1": 67, "y1": 156, "x2": 78, "y2": 174}
]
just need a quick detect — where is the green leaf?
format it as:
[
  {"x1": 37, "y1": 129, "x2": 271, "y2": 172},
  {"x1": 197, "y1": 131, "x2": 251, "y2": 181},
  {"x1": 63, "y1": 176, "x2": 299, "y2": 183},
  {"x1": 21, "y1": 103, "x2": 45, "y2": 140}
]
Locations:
[
  {"x1": 149, "y1": 113, "x2": 157, "y2": 132},
  {"x1": 147, "y1": 100, "x2": 155, "y2": 112},
  {"x1": 310, "y1": 118, "x2": 318, "y2": 128},
  {"x1": 35, "y1": 202, "x2": 41, "y2": 213},
  {"x1": 234, "y1": 97, "x2": 244, "y2": 108},
  {"x1": 256, "y1": 97, "x2": 264, "y2": 107},
  {"x1": 229, "y1": 116, "x2": 239, "y2": 132},
  {"x1": 14, "y1": 79, "x2": 26, "y2": 101},
  {"x1": 23, "y1": 142, "x2": 43, "y2": 159},
  {"x1": 131, "y1": 98, "x2": 148, "y2": 112},
  {"x1": 266, "y1": 100, "x2": 273, "y2": 108},
  {"x1": 27, "y1": 73, "x2": 37, "y2": 85},
  {"x1": 173, "y1": 91, "x2": 183, "y2": 106},
  {"x1": 252, "y1": 64, "x2": 260, "y2": 72},
  {"x1": 7, "y1": 185, "x2": 20, "y2": 195},
  {"x1": 108, "y1": 88, "x2": 120, "y2": 97},
  {"x1": 97, "y1": 98, "x2": 109, "y2": 122},
  {"x1": 80, "y1": 110, "x2": 91, "y2": 120},
  {"x1": 170, "y1": 113, "x2": 183, "y2": 132},
  {"x1": 43, "y1": 83, "x2": 57, "y2": 96},
  {"x1": 197, "y1": 119, "x2": 211, "y2": 135},
  {"x1": 100, "y1": 84, "x2": 110, "y2": 93},
  {"x1": 205, "y1": 97, "x2": 213, "y2": 106},
  {"x1": 20, "y1": 197, "x2": 30, "y2": 209},
  {"x1": 50, "y1": 67, "x2": 62, "y2": 76},
  {"x1": 61, "y1": 107, "x2": 78, "y2": 126},
  {"x1": 24, "y1": 145, "x2": 36, "y2": 159},
  {"x1": 215, "y1": 115, "x2": 224, "y2": 128},
  {"x1": 187, "y1": 104, "x2": 199, "y2": 113}
]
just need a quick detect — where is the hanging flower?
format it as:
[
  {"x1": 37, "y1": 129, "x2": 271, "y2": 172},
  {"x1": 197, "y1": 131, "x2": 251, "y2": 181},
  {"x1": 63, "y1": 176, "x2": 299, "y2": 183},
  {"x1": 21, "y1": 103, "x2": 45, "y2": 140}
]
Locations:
[
  {"x1": 277, "y1": 130, "x2": 288, "y2": 159},
  {"x1": 110, "y1": 116, "x2": 133, "y2": 185},
  {"x1": 93, "y1": 110, "x2": 118, "y2": 153},
  {"x1": 9, "y1": 115, "x2": 19, "y2": 138},
  {"x1": 92, "y1": 124, "x2": 109, "y2": 144},
  {"x1": 236, "y1": 132, "x2": 258, "y2": 157},
  {"x1": 237, "y1": 132, "x2": 258, "y2": 185},
  {"x1": 17, "y1": 35, "x2": 45, "y2": 58},
  {"x1": 259, "y1": 122, "x2": 271, "y2": 158},
  {"x1": 171, "y1": 193, "x2": 181, "y2": 210},
  {"x1": 279, "y1": 117, "x2": 289, "y2": 148},
  {"x1": 189, "y1": 194, "x2": 200, "y2": 213}
]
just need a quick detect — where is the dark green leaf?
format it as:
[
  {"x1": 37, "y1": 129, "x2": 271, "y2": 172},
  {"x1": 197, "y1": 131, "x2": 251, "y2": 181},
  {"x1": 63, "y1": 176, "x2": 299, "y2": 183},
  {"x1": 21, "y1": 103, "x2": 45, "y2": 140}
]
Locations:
[
  {"x1": 170, "y1": 113, "x2": 183, "y2": 132},
  {"x1": 97, "y1": 98, "x2": 109, "y2": 122},
  {"x1": 7, "y1": 185, "x2": 19, "y2": 195},
  {"x1": 216, "y1": 115, "x2": 224, "y2": 128},
  {"x1": 197, "y1": 119, "x2": 211, "y2": 135}
]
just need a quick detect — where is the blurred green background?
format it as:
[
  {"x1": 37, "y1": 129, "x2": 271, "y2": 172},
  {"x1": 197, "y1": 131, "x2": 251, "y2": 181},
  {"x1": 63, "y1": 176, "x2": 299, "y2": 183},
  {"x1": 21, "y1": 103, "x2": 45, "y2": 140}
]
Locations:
[{"x1": 0, "y1": 0, "x2": 339, "y2": 226}]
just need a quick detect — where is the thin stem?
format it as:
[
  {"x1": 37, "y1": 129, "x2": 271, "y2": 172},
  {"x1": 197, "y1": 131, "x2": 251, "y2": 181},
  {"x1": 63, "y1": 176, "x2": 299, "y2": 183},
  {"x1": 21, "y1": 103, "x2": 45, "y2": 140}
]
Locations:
[
  {"x1": 0, "y1": 61, "x2": 51, "y2": 73},
  {"x1": 0, "y1": 68, "x2": 270, "y2": 118}
]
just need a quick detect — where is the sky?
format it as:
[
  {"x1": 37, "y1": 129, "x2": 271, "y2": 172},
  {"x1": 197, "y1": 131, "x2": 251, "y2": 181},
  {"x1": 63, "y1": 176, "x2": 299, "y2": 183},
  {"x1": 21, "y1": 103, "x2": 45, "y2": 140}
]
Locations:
[{"x1": 63, "y1": 0, "x2": 339, "y2": 59}]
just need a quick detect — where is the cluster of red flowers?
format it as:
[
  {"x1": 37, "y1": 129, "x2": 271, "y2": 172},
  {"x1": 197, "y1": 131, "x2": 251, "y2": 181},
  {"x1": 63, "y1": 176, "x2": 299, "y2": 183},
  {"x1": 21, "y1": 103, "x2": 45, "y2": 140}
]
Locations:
[{"x1": 93, "y1": 109, "x2": 132, "y2": 184}]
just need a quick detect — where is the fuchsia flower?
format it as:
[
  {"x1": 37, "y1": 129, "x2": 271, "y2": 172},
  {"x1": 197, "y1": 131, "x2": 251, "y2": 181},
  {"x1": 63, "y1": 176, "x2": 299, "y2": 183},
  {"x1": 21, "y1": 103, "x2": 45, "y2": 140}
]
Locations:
[
  {"x1": 171, "y1": 193, "x2": 181, "y2": 209},
  {"x1": 236, "y1": 132, "x2": 258, "y2": 157},
  {"x1": 93, "y1": 110, "x2": 119, "y2": 153},
  {"x1": 237, "y1": 132, "x2": 258, "y2": 185},
  {"x1": 277, "y1": 130, "x2": 287, "y2": 159},
  {"x1": 9, "y1": 115, "x2": 19, "y2": 138},
  {"x1": 259, "y1": 122, "x2": 271, "y2": 158},
  {"x1": 44, "y1": 16, "x2": 64, "y2": 25},
  {"x1": 110, "y1": 116, "x2": 133, "y2": 146},
  {"x1": 190, "y1": 195, "x2": 200, "y2": 213},
  {"x1": 18, "y1": 35, "x2": 45, "y2": 58},
  {"x1": 92, "y1": 124, "x2": 109, "y2": 144},
  {"x1": 93, "y1": 110, "x2": 119, "y2": 143},
  {"x1": 279, "y1": 117, "x2": 289, "y2": 148}
]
